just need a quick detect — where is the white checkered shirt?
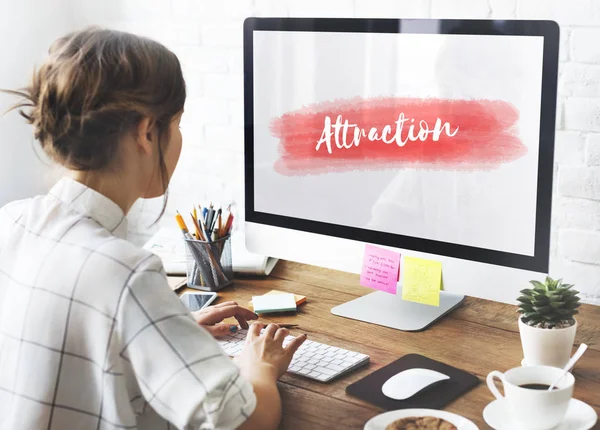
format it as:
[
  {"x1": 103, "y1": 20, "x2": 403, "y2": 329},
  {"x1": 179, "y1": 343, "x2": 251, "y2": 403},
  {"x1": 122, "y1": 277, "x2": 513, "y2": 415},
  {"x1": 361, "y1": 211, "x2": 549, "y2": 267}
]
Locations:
[{"x1": 0, "y1": 178, "x2": 256, "y2": 430}]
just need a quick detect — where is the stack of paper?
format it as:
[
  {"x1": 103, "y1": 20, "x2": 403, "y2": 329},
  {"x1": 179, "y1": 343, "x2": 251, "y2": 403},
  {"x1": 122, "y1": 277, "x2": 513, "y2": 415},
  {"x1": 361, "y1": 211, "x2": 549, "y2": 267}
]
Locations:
[{"x1": 143, "y1": 226, "x2": 278, "y2": 276}]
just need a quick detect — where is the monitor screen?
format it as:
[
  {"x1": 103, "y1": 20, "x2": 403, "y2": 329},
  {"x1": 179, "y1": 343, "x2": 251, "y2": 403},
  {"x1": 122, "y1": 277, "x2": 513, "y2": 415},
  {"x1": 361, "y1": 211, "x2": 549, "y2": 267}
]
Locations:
[{"x1": 245, "y1": 19, "x2": 558, "y2": 272}]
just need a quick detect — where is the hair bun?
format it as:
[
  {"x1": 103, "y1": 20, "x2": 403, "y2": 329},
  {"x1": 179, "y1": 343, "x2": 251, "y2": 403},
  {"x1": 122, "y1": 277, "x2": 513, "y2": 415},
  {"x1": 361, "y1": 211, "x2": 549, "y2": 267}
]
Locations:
[{"x1": 2, "y1": 27, "x2": 186, "y2": 172}]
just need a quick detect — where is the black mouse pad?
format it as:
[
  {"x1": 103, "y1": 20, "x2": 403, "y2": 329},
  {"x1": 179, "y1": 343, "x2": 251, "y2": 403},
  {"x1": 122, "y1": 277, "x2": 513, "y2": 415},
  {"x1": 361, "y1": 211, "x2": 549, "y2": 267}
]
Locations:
[{"x1": 346, "y1": 354, "x2": 479, "y2": 410}]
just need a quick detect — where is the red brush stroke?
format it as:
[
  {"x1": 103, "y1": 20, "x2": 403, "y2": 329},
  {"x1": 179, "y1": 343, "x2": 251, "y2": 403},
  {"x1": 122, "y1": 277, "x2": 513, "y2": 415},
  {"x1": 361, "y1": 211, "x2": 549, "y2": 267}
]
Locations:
[{"x1": 269, "y1": 97, "x2": 526, "y2": 175}]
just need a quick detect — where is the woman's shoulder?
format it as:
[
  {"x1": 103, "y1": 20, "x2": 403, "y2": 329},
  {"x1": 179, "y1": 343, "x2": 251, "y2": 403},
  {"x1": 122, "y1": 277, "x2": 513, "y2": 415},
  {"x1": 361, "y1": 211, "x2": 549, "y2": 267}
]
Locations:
[
  {"x1": 96, "y1": 235, "x2": 165, "y2": 276},
  {"x1": 0, "y1": 197, "x2": 34, "y2": 236},
  {"x1": 0, "y1": 197, "x2": 31, "y2": 217}
]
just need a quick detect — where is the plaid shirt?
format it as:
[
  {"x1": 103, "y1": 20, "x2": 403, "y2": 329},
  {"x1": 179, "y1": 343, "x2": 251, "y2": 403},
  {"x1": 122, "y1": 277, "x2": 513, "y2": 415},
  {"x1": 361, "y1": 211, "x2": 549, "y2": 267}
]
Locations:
[{"x1": 0, "y1": 178, "x2": 256, "y2": 430}]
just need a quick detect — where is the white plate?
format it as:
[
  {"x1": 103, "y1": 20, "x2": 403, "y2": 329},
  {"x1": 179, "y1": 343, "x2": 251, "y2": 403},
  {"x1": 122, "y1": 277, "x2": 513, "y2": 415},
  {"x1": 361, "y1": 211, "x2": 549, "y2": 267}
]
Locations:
[
  {"x1": 364, "y1": 409, "x2": 479, "y2": 430},
  {"x1": 483, "y1": 398, "x2": 598, "y2": 430}
]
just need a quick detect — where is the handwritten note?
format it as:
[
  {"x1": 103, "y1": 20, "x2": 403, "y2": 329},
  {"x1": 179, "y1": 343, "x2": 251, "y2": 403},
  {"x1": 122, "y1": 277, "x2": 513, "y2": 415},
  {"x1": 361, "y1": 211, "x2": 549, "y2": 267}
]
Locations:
[
  {"x1": 360, "y1": 244, "x2": 400, "y2": 294},
  {"x1": 402, "y1": 256, "x2": 442, "y2": 306}
]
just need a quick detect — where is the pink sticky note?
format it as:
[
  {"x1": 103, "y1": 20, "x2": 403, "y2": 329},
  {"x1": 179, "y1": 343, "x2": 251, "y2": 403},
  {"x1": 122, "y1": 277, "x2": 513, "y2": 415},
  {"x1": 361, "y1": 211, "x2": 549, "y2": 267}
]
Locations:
[{"x1": 360, "y1": 244, "x2": 401, "y2": 294}]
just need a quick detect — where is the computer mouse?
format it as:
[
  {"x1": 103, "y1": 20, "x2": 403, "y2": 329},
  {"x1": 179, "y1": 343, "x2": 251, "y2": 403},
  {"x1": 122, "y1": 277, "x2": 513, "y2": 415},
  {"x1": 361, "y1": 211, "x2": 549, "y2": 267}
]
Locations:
[{"x1": 381, "y1": 368, "x2": 450, "y2": 400}]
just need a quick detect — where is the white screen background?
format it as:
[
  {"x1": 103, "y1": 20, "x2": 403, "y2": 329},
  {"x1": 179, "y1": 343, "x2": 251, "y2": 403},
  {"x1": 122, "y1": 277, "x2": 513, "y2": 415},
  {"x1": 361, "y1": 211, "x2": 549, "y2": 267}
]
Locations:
[{"x1": 253, "y1": 30, "x2": 544, "y2": 256}]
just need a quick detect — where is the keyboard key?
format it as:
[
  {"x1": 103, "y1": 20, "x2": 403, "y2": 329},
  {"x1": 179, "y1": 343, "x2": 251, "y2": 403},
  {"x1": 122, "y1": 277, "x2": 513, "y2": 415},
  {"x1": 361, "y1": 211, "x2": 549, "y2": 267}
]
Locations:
[
  {"x1": 326, "y1": 363, "x2": 346, "y2": 372},
  {"x1": 314, "y1": 366, "x2": 336, "y2": 376}
]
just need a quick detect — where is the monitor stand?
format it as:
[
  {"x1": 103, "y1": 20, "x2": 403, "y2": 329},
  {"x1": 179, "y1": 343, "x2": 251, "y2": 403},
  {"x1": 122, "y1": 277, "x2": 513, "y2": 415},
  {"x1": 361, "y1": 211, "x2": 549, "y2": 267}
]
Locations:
[{"x1": 331, "y1": 288, "x2": 465, "y2": 332}]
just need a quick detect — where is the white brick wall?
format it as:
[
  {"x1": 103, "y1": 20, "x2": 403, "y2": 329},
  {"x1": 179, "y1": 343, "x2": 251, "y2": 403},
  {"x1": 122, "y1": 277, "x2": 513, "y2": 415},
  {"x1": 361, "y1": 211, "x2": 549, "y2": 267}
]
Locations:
[
  {"x1": 69, "y1": 0, "x2": 600, "y2": 304},
  {"x1": 571, "y1": 28, "x2": 600, "y2": 63}
]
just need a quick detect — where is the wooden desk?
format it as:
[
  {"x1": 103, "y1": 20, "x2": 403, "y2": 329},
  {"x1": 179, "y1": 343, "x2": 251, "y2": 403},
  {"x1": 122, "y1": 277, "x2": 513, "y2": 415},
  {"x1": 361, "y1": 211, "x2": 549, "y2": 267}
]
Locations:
[{"x1": 171, "y1": 261, "x2": 600, "y2": 429}]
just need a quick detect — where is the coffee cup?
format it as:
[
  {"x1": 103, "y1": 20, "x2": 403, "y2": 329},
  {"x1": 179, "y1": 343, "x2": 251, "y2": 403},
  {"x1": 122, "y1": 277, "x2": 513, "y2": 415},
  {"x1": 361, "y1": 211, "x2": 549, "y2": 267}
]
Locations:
[{"x1": 486, "y1": 365, "x2": 574, "y2": 430}]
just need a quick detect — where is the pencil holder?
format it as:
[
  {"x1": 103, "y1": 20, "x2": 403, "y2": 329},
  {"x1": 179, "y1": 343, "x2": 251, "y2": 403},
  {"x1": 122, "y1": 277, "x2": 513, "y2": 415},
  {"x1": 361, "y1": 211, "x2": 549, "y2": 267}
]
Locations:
[{"x1": 184, "y1": 235, "x2": 233, "y2": 291}]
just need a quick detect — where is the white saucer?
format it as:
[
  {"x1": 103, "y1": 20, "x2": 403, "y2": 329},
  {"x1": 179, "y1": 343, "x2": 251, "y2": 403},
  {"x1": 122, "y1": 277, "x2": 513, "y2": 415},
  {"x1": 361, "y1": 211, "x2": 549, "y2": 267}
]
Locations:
[
  {"x1": 483, "y1": 398, "x2": 598, "y2": 430},
  {"x1": 364, "y1": 409, "x2": 478, "y2": 430}
]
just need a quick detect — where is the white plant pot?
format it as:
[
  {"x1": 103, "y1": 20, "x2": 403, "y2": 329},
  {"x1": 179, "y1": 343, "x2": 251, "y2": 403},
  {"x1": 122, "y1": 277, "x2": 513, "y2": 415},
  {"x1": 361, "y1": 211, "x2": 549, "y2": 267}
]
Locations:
[{"x1": 518, "y1": 317, "x2": 577, "y2": 368}]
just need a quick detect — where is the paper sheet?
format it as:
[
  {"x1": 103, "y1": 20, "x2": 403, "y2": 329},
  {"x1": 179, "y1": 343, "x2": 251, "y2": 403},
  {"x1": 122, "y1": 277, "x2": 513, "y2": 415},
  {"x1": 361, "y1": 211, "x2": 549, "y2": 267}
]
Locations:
[
  {"x1": 360, "y1": 244, "x2": 400, "y2": 294},
  {"x1": 402, "y1": 256, "x2": 442, "y2": 306}
]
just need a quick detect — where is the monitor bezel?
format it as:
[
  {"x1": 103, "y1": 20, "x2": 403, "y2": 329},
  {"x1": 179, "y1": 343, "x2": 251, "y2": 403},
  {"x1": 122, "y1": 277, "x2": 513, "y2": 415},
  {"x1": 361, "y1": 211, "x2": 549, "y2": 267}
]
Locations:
[{"x1": 243, "y1": 17, "x2": 559, "y2": 273}]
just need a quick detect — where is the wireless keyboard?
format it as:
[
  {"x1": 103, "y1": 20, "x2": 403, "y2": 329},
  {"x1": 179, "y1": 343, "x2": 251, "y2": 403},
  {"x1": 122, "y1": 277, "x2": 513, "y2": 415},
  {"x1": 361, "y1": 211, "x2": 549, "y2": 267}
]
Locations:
[{"x1": 217, "y1": 329, "x2": 370, "y2": 382}]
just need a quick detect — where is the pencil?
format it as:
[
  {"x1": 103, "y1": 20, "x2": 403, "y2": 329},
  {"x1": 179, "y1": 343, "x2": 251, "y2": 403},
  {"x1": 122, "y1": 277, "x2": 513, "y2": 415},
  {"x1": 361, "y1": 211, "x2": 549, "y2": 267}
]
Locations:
[
  {"x1": 221, "y1": 212, "x2": 230, "y2": 237},
  {"x1": 190, "y1": 212, "x2": 205, "y2": 241},
  {"x1": 175, "y1": 211, "x2": 193, "y2": 239},
  {"x1": 225, "y1": 213, "x2": 234, "y2": 235}
]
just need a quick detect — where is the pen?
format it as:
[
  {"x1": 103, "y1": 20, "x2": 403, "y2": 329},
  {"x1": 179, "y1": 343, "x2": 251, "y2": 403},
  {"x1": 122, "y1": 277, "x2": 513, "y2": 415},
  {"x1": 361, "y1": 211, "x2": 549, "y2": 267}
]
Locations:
[
  {"x1": 274, "y1": 324, "x2": 299, "y2": 329},
  {"x1": 206, "y1": 208, "x2": 215, "y2": 234},
  {"x1": 198, "y1": 214, "x2": 210, "y2": 241},
  {"x1": 215, "y1": 209, "x2": 222, "y2": 236}
]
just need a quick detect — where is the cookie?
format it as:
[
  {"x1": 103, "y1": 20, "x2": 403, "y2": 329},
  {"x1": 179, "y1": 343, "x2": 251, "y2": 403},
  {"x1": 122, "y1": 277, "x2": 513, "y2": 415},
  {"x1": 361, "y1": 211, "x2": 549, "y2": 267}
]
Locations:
[{"x1": 385, "y1": 416, "x2": 457, "y2": 430}]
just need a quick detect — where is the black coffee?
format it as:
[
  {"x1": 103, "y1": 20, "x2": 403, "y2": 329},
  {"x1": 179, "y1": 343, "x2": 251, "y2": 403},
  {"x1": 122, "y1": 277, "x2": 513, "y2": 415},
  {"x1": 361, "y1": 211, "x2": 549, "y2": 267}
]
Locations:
[{"x1": 519, "y1": 383, "x2": 555, "y2": 390}]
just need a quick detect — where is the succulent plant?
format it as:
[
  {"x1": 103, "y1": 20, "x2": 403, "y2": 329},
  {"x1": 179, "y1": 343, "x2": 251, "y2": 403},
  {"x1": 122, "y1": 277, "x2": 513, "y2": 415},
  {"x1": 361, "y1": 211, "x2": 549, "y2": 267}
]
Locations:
[{"x1": 517, "y1": 276, "x2": 581, "y2": 329}]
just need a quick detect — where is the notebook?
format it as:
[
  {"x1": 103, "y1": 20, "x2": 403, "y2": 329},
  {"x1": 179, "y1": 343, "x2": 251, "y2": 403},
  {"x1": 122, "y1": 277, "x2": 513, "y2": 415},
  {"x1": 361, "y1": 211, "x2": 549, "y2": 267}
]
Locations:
[
  {"x1": 143, "y1": 226, "x2": 279, "y2": 276},
  {"x1": 346, "y1": 354, "x2": 479, "y2": 410}
]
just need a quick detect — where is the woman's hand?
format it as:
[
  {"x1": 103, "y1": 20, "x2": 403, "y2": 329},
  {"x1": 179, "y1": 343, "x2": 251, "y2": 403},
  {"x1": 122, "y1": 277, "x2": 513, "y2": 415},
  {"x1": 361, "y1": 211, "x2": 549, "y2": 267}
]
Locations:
[
  {"x1": 192, "y1": 301, "x2": 258, "y2": 337},
  {"x1": 234, "y1": 322, "x2": 307, "y2": 382}
]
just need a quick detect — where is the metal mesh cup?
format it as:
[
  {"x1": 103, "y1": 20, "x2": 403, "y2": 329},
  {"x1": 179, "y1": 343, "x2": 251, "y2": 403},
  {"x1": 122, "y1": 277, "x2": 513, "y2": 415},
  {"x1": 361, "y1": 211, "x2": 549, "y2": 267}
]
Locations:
[{"x1": 184, "y1": 235, "x2": 233, "y2": 291}]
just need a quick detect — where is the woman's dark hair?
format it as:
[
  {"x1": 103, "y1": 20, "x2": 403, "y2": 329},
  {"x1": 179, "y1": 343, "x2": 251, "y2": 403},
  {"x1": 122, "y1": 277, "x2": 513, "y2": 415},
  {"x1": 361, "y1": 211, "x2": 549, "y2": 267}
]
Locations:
[{"x1": 2, "y1": 26, "x2": 186, "y2": 218}]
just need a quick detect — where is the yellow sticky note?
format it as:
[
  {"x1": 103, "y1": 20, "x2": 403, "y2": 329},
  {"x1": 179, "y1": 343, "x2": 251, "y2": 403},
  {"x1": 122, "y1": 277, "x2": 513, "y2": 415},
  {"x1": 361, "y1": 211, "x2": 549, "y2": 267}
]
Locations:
[{"x1": 402, "y1": 256, "x2": 442, "y2": 307}]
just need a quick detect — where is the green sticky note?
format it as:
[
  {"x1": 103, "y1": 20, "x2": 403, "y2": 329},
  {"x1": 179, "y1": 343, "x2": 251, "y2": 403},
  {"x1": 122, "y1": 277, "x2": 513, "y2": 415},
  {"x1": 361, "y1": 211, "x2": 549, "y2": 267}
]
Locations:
[
  {"x1": 252, "y1": 293, "x2": 297, "y2": 314},
  {"x1": 402, "y1": 256, "x2": 442, "y2": 307}
]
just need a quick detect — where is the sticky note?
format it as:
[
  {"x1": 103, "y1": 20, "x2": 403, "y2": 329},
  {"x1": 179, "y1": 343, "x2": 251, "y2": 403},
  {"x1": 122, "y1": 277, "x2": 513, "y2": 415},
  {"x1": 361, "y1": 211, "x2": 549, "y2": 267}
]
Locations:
[
  {"x1": 248, "y1": 290, "x2": 306, "y2": 310},
  {"x1": 252, "y1": 293, "x2": 297, "y2": 314},
  {"x1": 360, "y1": 244, "x2": 401, "y2": 294},
  {"x1": 402, "y1": 256, "x2": 442, "y2": 307}
]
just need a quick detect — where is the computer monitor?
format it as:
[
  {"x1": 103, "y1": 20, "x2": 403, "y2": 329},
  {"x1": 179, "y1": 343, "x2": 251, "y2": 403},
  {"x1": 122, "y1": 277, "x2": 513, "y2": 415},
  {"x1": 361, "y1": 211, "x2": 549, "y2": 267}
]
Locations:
[{"x1": 243, "y1": 18, "x2": 559, "y2": 331}]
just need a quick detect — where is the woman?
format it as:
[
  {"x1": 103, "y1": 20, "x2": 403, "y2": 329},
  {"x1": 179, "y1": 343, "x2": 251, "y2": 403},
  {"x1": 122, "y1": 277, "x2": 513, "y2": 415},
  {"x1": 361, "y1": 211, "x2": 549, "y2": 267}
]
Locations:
[{"x1": 0, "y1": 27, "x2": 305, "y2": 430}]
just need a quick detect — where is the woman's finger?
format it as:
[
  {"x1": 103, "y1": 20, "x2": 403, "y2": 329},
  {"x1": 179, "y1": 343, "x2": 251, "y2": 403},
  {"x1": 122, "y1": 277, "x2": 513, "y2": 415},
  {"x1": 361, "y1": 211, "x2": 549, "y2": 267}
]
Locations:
[
  {"x1": 263, "y1": 323, "x2": 279, "y2": 339},
  {"x1": 247, "y1": 322, "x2": 263, "y2": 341},
  {"x1": 274, "y1": 328, "x2": 289, "y2": 344},
  {"x1": 202, "y1": 305, "x2": 258, "y2": 325},
  {"x1": 202, "y1": 323, "x2": 238, "y2": 338},
  {"x1": 235, "y1": 315, "x2": 250, "y2": 330},
  {"x1": 212, "y1": 301, "x2": 238, "y2": 308},
  {"x1": 284, "y1": 334, "x2": 308, "y2": 358}
]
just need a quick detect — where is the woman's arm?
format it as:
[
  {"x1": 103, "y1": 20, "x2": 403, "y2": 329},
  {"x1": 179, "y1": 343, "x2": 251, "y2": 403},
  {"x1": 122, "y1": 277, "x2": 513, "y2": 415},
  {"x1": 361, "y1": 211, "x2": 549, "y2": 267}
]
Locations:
[
  {"x1": 235, "y1": 323, "x2": 307, "y2": 430},
  {"x1": 237, "y1": 366, "x2": 282, "y2": 430}
]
